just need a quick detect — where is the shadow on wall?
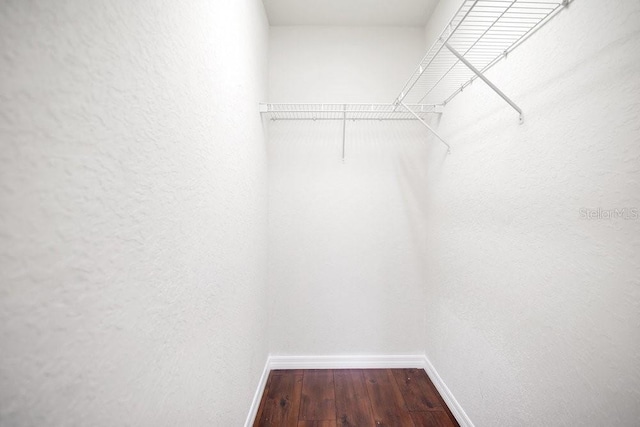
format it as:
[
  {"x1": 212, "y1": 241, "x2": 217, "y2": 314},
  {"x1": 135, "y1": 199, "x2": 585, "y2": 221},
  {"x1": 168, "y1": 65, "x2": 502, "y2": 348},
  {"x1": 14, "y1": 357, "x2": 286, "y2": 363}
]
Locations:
[{"x1": 394, "y1": 112, "x2": 448, "y2": 289}]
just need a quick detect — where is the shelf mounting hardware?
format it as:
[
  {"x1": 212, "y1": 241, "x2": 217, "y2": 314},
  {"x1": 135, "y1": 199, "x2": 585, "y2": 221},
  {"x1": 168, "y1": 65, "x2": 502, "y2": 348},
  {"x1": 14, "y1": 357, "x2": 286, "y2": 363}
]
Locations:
[
  {"x1": 399, "y1": 102, "x2": 450, "y2": 154},
  {"x1": 342, "y1": 104, "x2": 347, "y2": 161},
  {"x1": 395, "y1": 0, "x2": 567, "y2": 121},
  {"x1": 260, "y1": 2, "x2": 570, "y2": 158},
  {"x1": 444, "y1": 42, "x2": 523, "y2": 124}
]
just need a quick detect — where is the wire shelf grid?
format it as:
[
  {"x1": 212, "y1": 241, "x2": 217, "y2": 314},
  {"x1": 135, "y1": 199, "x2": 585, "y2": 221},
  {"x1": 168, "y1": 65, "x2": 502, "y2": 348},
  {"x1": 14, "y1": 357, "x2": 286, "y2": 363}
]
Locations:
[
  {"x1": 396, "y1": 0, "x2": 566, "y2": 105},
  {"x1": 259, "y1": 0, "x2": 568, "y2": 152},
  {"x1": 261, "y1": 103, "x2": 440, "y2": 121}
]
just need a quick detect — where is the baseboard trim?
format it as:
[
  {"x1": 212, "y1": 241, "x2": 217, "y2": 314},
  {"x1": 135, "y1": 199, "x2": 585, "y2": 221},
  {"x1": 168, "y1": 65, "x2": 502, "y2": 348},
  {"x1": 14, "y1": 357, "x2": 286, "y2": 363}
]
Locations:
[
  {"x1": 243, "y1": 357, "x2": 271, "y2": 427},
  {"x1": 246, "y1": 354, "x2": 474, "y2": 427},
  {"x1": 423, "y1": 355, "x2": 475, "y2": 427},
  {"x1": 269, "y1": 354, "x2": 426, "y2": 370}
]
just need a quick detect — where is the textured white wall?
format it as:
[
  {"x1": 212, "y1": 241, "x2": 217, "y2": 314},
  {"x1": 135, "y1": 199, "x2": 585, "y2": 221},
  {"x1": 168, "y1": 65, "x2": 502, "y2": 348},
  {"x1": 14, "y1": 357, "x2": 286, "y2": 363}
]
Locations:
[
  {"x1": 269, "y1": 26, "x2": 426, "y2": 103},
  {"x1": 0, "y1": 1, "x2": 269, "y2": 426},
  {"x1": 410, "y1": 0, "x2": 640, "y2": 425},
  {"x1": 268, "y1": 27, "x2": 430, "y2": 355}
]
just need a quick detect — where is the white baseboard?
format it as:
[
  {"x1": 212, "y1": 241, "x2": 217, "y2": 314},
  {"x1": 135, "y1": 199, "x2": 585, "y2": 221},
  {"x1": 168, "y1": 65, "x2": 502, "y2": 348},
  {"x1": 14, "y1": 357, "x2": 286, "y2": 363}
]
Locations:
[
  {"x1": 269, "y1": 354, "x2": 426, "y2": 370},
  {"x1": 245, "y1": 354, "x2": 474, "y2": 427},
  {"x1": 243, "y1": 358, "x2": 271, "y2": 427},
  {"x1": 423, "y1": 355, "x2": 475, "y2": 427}
]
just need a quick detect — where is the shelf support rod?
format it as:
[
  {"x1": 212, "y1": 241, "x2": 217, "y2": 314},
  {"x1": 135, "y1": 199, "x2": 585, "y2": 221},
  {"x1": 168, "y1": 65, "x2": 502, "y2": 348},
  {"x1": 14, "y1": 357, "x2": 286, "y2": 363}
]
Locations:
[
  {"x1": 342, "y1": 104, "x2": 346, "y2": 161},
  {"x1": 394, "y1": 0, "x2": 480, "y2": 108},
  {"x1": 444, "y1": 42, "x2": 524, "y2": 124},
  {"x1": 400, "y1": 102, "x2": 450, "y2": 154}
]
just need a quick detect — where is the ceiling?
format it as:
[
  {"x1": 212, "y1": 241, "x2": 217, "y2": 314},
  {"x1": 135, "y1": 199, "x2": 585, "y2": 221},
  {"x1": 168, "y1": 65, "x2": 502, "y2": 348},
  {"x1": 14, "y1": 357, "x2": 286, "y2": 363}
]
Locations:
[{"x1": 262, "y1": 0, "x2": 440, "y2": 26}]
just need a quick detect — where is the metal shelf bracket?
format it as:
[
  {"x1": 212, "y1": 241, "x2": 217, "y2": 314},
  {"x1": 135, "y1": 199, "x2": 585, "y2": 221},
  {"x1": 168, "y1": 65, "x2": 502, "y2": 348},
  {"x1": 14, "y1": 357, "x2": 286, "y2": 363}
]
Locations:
[
  {"x1": 260, "y1": 1, "x2": 570, "y2": 157},
  {"x1": 444, "y1": 42, "x2": 524, "y2": 124},
  {"x1": 395, "y1": 0, "x2": 567, "y2": 125},
  {"x1": 399, "y1": 102, "x2": 451, "y2": 154},
  {"x1": 342, "y1": 104, "x2": 346, "y2": 161}
]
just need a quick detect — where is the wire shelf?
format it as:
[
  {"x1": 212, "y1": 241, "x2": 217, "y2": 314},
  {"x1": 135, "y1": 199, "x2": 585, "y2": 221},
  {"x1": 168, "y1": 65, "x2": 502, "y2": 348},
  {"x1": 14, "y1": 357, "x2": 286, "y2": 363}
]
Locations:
[
  {"x1": 396, "y1": 0, "x2": 566, "y2": 106},
  {"x1": 260, "y1": 103, "x2": 441, "y2": 121},
  {"x1": 260, "y1": 0, "x2": 568, "y2": 153}
]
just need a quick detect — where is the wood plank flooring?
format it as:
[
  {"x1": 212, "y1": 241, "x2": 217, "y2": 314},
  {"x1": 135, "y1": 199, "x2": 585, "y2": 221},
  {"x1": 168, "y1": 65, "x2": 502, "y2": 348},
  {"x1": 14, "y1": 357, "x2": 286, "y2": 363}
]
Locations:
[{"x1": 253, "y1": 369, "x2": 459, "y2": 427}]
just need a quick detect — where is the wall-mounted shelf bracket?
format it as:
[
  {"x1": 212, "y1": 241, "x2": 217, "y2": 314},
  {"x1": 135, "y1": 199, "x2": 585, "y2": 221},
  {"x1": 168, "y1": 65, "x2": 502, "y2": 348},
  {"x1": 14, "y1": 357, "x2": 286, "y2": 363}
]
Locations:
[
  {"x1": 444, "y1": 42, "x2": 523, "y2": 124},
  {"x1": 399, "y1": 101, "x2": 450, "y2": 154},
  {"x1": 395, "y1": 0, "x2": 567, "y2": 126},
  {"x1": 260, "y1": 2, "x2": 569, "y2": 159},
  {"x1": 341, "y1": 104, "x2": 346, "y2": 161}
]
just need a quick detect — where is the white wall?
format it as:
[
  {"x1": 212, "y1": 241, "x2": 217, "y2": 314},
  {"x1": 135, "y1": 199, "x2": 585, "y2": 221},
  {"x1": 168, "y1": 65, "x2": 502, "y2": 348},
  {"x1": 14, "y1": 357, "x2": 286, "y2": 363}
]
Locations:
[
  {"x1": 269, "y1": 26, "x2": 425, "y2": 103},
  {"x1": 411, "y1": 1, "x2": 640, "y2": 425},
  {"x1": 268, "y1": 27, "x2": 430, "y2": 355},
  {"x1": 0, "y1": 1, "x2": 269, "y2": 425}
]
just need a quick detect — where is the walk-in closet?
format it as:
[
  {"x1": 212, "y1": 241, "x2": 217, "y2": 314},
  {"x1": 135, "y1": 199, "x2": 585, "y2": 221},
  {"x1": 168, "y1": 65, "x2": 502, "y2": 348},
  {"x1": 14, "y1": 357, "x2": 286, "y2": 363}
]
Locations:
[{"x1": 1, "y1": 0, "x2": 639, "y2": 426}]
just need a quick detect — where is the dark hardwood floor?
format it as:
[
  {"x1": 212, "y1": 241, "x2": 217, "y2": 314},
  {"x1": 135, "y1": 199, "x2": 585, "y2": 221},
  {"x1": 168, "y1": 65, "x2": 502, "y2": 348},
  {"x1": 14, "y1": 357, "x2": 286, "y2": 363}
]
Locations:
[{"x1": 253, "y1": 368, "x2": 459, "y2": 427}]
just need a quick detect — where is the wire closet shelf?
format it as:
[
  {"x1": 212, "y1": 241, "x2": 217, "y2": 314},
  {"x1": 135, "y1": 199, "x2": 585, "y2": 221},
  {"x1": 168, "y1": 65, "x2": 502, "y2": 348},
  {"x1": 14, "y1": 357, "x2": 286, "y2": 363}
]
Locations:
[
  {"x1": 259, "y1": 103, "x2": 440, "y2": 121},
  {"x1": 260, "y1": 0, "x2": 568, "y2": 152},
  {"x1": 395, "y1": 0, "x2": 567, "y2": 116}
]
